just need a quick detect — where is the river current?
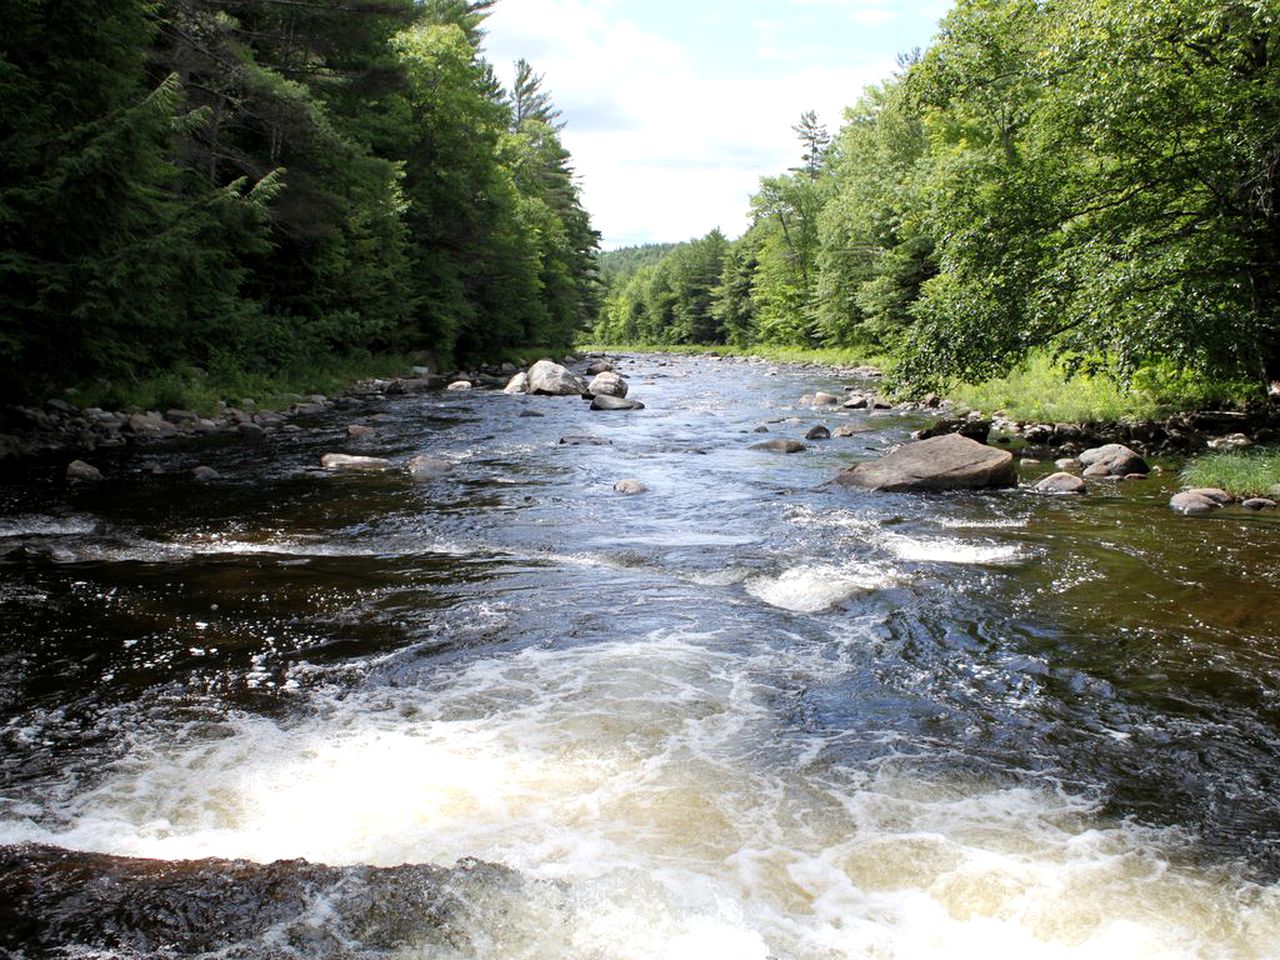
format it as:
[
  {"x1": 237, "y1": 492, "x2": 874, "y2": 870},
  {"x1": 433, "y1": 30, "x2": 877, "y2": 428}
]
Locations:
[{"x1": 1, "y1": 354, "x2": 1279, "y2": 958}]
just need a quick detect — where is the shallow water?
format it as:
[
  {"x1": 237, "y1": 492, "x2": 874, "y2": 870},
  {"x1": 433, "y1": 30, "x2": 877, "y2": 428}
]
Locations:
[{"x1": 2, "y1": 354, "x2": 1279, "y2": 958}]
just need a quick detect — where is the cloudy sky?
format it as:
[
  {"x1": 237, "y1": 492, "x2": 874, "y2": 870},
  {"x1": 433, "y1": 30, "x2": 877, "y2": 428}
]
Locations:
[{"x1": 481, "y1": 0, "x2": 952, "y2": 249}]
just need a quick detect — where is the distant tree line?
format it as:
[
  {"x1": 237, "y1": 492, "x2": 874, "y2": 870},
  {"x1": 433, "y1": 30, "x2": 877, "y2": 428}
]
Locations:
[
  {"x1": 595, "y1": 0, "x2": 1279, "y2": 395},
  {"x1": 0, "y1": 0, "x2": 599, "y2": 401}
]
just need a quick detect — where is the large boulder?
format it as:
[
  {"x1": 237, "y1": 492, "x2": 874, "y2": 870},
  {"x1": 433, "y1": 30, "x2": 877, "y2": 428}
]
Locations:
[
  {"x1": 526, "y1": 360, "x2": 586, "y2": 396},
  {"x1": 1079, "y1": 443, "x2": 1149, "y2": 478},
  {"x1": 835, "y1": 433, "x2": 1017, "y2": 493},
  {"x1": 503, "y1": 372, "x2": 529, "y2": 395},
  {"x1": 587, "y1": 371, "x2": 628, "y2": 399}
]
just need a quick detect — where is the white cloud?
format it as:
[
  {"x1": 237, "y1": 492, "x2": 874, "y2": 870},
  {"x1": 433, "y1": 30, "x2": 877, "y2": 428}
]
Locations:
[{"x1": 481, "y1": 0, "x2": 929, "y2": 247}]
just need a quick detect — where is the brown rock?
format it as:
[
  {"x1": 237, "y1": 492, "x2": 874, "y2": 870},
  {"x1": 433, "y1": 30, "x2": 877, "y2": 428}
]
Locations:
[
  {"x1": 1034, "y1": 472, "x2": 1086, "y2": 495},
  {"x1": 751, "y1": 439, "x2": 806, "y2": 453},
  {"x1": 834, "y1": 434, "x2": 1017, "y2": 493}
]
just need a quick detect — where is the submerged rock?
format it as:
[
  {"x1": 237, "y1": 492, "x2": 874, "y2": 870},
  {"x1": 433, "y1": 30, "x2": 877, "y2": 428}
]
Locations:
[
  {"x1": 559, "y1": 435, "x2": 612, "y2": 446},
  {"x1": 835, "y1": 434, "x2": 1017, "y2": 493},
  {"x1": 590, "y1": 395, "x2": 644, "y2": 411},
  {"x1": 750, "y1": 439, "x2": 806, "y2": 453},
  {"x1": 833, "y1": 424, "x2": 872, "y2": 438},
  {"x1": 320, "y1": 453, "x2": 392, "y2": 473},
  {"x1": 191, "y1": 466, "x2": 220, "y2": 482},
  {"x1": 613, "y1": 479, "x2": 647, "y2": 495},
  {"x1": 1170, "y1": 490, "x2": 1223, "y2": 516},
  {"x1": 405, "y1": 456, "x2": 453, "y2": 479},
  {"x1": 0, "y1": 843, "x2": 551, "y2": 960},
  {"x1": 1243, "y1": 498, "x2": 1277, "y2": 510}
]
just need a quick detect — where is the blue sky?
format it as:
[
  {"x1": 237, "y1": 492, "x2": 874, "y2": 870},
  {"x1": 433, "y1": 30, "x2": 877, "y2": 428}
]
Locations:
[{"x1": 481, "y1": 0, "x2": 952, "y2": 248}]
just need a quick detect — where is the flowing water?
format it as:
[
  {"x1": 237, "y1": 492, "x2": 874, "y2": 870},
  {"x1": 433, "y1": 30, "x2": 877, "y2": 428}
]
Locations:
[{"x1": 2, "y1": 354, "x2": 1279, "y2": 958}]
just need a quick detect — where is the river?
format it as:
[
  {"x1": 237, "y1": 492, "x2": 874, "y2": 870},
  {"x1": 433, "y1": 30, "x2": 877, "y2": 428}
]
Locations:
[{"x1": 1, "y1": 354, "x2": 1279, "y2": 958}]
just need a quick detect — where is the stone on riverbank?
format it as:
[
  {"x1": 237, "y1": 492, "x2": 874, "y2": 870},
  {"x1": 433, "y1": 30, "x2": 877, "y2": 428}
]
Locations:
[
  {"x1": 835, "y1": 433, "x2": 1017, "y2": 493},
  {"x1": 321, "y1": 453, "x2": 392, "y2": 473},
  {"x1": 527, "y1": 360, "x2": 586, "y2": 397},
  {"x1": 1079, "y1": 443, "x2": 1149, "y2": 478}
]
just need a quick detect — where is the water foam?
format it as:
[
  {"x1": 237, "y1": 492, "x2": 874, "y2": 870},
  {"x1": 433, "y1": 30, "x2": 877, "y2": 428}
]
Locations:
[{"x1": 3, "y1": 631, "x2": 1275, "y2": 958}]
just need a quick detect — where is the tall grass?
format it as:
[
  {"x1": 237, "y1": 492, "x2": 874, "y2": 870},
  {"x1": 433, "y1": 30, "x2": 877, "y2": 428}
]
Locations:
[
  {"x1": 1181, "y1": 449, "x2": 1280, "y2": 498},
  {"x1": 948, "y1": 354, "x2": 1259, "y2": 423}
]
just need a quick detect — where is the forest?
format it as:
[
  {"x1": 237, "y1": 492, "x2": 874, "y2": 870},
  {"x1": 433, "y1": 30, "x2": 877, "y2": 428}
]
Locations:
[
  {"x1": 594, "y1": 0, "x2": 1280, "y2": 398},
  {"x1": 0, "y1": 0, "x2": 599, "y2": 404}
]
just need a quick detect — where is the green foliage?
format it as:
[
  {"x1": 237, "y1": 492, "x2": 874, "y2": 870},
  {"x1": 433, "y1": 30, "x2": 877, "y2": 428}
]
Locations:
[
  {"x1": 1181, "y1": 449, "x2": 1280, "y2": 499},
  {"x1": 0, "y1": 0, "x2": 598, "y2": 403}
]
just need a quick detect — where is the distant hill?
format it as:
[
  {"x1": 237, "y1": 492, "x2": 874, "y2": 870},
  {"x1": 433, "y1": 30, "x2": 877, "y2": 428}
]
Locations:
[{"x1": 598, "y1": 243, "x2": 682, "y2": 287}]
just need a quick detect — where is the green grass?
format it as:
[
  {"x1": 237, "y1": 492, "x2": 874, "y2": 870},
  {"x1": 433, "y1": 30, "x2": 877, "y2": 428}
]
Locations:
[
  {"x1": 1180, "y1": 448, "x2": 1280, "y2": 499},
  {"x1": 576, "y1": 341, "x2": 890, "y2": 369},
  {"x1": 947, "y1": 353, "x2": 1259, "y2": 423},
  {"x1": 71, "y1": 352, "x2": 419, "y2": 416}
]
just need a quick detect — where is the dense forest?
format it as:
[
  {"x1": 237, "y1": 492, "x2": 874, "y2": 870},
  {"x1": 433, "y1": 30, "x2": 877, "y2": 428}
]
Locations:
[
  {"x1": 594, "y1": 0, "x2": 1280, "y2": 397},
  {"x1": 0, "y1": 0, "x2": 599, "y2": 403}
]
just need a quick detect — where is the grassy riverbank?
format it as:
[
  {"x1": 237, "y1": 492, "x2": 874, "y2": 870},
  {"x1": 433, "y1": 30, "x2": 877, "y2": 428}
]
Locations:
[
  {"x1": 1181, "y1": 449, "x2": 1280, "y2": 498},
  {"x1": 583, "y1": 344, "x2": 1261, "y2": 424}
]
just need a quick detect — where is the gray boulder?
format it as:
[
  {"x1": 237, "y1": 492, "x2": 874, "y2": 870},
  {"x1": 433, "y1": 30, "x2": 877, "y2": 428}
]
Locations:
[
  {"x1": 66, "y1": 460, "x2": 102, "y2": 482},
  {"x1": 503, "y1": 372, "x2": 529, "y2": 395},
  {"x1": 1243, "y1": 498, "x2": 1277, "y2": 510},
  {"x1": 590, "y1": 395, "x2": 644, "y2": 411},
  {"x1": 835, "y1": 433, "x2": 1017, "y2": 493},
  {"x1": 587, "y1": 371, "x2": 628, "y2": 399},
  {"x1": 527, "y1": 360, "x2": 586, "y2": 396},
  {"x1": 1170, "y1": 490, "x2": 1223, "y2": 516},
  {"x1": 751, "y1": 439, "x2": 806, "y2": 453},
  {"x1": 127, "y1": 412, "x2": 178, "y2": 438},
  {"x1": 1079, "y1": 443, "x2": 1149, "y2": 478},
  {"x1": 805, "y1": 425, "x2": 831, "y2": 441},
  {"x1": 587, "y1": 360, "x2": 615, "y2": 375},
  {"x1": 191, "y1": 466, "x2": 220, "y2": 482},
  {"x1": 613, "y1": 479, "x2": 647, "y2": 495},
  {"x1": 1034, "y1": 472, "x2": 1086, "y2": 495},
  {"x1": 812, "y1": 392, "x2": 841, "y2": 406},
  {"x1": 446, "y1": 380, "x2": 473, "y2": 391}
]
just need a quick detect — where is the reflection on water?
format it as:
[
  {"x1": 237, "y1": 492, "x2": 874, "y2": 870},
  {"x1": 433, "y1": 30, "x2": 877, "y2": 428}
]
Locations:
[{"x1": 1, "y1": 354, "x2": 1279, "y2": 958}]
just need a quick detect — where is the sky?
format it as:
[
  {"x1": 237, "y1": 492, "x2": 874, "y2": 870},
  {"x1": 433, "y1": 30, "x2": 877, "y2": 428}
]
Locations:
[{"x1": 480, "y1": 0, "x2": 953, "y2": 249}]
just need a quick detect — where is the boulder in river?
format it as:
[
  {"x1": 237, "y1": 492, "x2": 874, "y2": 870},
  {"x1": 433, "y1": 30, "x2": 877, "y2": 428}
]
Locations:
[
  {"x1": 320, "y1": 453, "x2": 392, "y2": 473},
  {"x1": 835, "y1": 433, "x2": 1017, "y2": 493},
  {"x1": 191, "y1": 466, "x2": 220, "y2": 482},
  {"x1": 613, "y1": 479, "x2": 647, "y2": 495},
  {"x1": 805, "y1": 425, "x2": 831, "y2": 441},
  {"x1": 751, "y1": 439, "x2": 806, "y2": 454},
  {"x1": 503, "y1": 372, "x2": 529, "y2": 395},
  {"x1": 590, "y1": 395, "x2": 644, "y2": 411},
  {"x1": 833, "y1": 424, "x2": 872, "y2": 438},
  {"x1": 1033, "y1": 472, "x2": 1086, "y2": 495},
  {"x1": 587, "y1": 371, "x2": 628, "y2": 399},
  {"x1": 1242, "y1": 498, "x2": 1277, "y2": 510},
  {"x1": 66, "y1": 460, "x2": 102, "y2": 482},
  {"x1": 446, "y1": 380, "x2": 473, "y2": 391},
  {"x1": 1170, "y1": 490, "x2": 1226, "y2": 516},
  {"x1": 587, "y1": 360, "x2": 615, "y2": 376},
  {"x1": 527, "y1": 360, "x2": 586, "y2": 397},
  {"x1": 1079, "y1": 443, "x2": 1149, "y2": 478},
  {"x1": 812, "y1": 392, "x2": 841, "y2": 406}
]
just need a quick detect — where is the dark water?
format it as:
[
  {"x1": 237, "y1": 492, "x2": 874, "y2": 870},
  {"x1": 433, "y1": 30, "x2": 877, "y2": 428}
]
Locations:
[{"x1": 2, "y1": 354, "x2": 1279, "y2": 958}]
